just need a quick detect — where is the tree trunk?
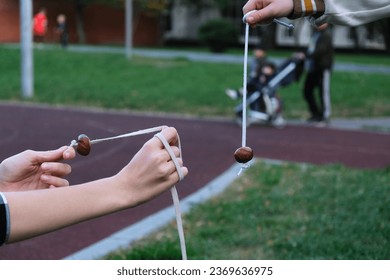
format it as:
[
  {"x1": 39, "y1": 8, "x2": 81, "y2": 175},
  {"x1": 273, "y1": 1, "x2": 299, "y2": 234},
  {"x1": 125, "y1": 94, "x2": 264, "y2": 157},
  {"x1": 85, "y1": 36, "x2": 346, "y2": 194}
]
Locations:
[
  {"x1": 75, "y1": 0, "x2": 86, "y2": 44},
  {"x1": 379, "y1": 20, "x2": 390, "y2": 53}
]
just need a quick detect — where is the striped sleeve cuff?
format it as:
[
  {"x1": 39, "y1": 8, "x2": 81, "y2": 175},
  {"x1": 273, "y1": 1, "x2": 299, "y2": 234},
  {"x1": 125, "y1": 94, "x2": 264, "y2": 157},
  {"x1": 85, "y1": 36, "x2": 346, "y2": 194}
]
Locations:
[{"x1": 289, "y1": 0, "x2": 325, "y2": 19}]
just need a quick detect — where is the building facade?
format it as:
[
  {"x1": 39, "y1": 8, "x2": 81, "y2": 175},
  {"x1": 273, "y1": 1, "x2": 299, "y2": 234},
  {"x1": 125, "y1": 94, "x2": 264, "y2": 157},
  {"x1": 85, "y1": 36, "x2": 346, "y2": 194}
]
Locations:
[
  {"x1": 0, "y1": 0, "x2": 386, "y2": 50},
  {"x1": 164, "y1": 1, "x2": 386, "y2": 51},
  {"x1": 0, "y1": 0, "x2": 161, "y2": 46}
]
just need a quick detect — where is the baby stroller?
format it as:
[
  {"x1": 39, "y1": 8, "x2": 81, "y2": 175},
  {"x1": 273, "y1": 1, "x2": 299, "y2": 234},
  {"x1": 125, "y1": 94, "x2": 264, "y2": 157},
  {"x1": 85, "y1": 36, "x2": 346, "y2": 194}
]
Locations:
[{"x1": 227, "y1": 54, "x2": 304, "y2": 127}]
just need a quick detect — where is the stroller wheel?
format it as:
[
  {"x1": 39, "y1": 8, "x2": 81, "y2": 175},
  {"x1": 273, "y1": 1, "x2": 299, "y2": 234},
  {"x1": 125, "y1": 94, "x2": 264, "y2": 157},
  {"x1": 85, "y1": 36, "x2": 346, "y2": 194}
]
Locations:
[{"x1": 271, "y1": 114, "x2": 286, "y2": 128}]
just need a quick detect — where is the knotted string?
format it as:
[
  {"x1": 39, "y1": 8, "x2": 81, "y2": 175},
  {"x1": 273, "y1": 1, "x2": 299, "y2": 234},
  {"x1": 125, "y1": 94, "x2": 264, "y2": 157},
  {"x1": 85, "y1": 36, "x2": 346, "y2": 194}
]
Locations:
[
  {"x1": 238, "y1": 12, "x2": 293, "y2": 176},
  {"x1": 238, "y1": 17, "x2": 251, "y2": 176}
]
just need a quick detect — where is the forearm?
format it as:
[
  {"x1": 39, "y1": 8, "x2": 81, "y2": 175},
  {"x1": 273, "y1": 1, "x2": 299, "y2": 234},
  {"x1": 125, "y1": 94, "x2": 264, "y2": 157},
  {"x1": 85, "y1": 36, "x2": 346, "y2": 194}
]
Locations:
[
  {"x1": 4, "y1": 177, "x2": 129, "y2": 243},
  {"x1": 318, "y1": 0, "x2": 390, "y2": 26},
  {"x1": 290, "y1": 0, "x2": 390, "y2": 26}
]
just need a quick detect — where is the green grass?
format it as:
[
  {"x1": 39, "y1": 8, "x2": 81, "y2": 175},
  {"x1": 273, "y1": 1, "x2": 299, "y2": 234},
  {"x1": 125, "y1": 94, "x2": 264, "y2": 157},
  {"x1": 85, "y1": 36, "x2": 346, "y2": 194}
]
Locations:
[
  {"x1": 105, "y1": 162, "x2": 390, "y2": 260},
  {"x1": 193, "y1": 46, "x2": 390, "y2": 66},
  {"x1": 280, "y1": 71, "x2": 390, "y2": 118},
  {"x1": 0, "y1": 47, "x2": 236, "y2": 117},
  {"x1": 1, "y1": 46, "x2": 389, "y2": 119}
]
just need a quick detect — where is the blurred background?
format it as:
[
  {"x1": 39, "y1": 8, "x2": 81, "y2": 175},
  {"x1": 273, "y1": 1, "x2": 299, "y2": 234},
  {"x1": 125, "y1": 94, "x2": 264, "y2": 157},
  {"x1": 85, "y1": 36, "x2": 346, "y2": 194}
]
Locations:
[{"x1": 1, "y1": 0, "x2": 389, "y2": 52}]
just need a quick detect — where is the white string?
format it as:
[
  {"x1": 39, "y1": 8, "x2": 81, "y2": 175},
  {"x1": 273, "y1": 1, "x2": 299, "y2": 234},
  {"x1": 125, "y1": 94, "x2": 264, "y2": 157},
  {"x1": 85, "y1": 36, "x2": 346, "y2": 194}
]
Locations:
[
  {"x1": 170, "y1": 187, "x2": 187, "y2": 259},
  {"x1": 242, "y1": 23, "x2": 250, "y2": 148},
  {"x1": 237, "y1": 21, "x2": 251, "y2": 176},
  {"x1": 239, "y1": 12, "x2": 293, "y2": 176},
  {"x1": 154, "y1": 132, "x2": 187, "y2": 260},
  {"x1": 90, "y1": 126, "x2": 165, "y2": 144}
]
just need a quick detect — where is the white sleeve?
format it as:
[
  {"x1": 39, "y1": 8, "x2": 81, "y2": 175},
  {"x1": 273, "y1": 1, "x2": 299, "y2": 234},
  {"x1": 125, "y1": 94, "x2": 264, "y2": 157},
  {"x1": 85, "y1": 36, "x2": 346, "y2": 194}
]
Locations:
[{"x1": 311, "y1": 0, "x2": 390, "y2": 26}]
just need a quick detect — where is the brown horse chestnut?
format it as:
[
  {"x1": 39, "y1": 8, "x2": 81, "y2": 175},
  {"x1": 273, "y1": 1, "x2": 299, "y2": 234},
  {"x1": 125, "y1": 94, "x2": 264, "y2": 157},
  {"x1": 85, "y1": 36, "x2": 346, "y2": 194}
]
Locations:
[
  {"x1": 234, "y1": 146, "x2": 253, "y2": 163},
  {"x1": 76, "y1": 134, "x2": 91, "y2": 156}
]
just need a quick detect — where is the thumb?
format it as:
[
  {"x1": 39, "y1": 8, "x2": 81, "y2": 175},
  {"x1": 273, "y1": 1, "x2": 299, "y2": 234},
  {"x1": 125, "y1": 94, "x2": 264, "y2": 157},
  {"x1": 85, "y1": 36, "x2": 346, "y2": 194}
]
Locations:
[
  {"x1": 245, "y1": 7, "x2": 275, "y2": 25},
  {"x1": 33, "y1": 146, "x2": 69, "y2": 163}
]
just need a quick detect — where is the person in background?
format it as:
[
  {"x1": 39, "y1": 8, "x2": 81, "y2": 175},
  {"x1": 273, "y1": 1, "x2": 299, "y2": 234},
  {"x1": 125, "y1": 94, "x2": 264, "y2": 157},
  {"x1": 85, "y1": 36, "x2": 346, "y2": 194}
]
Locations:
[
  {"x1": 33, "y1": 7, "x2": 48, "y2": 45},
  {"x1": 301, "y1": 23, "x2": 333, "y2": 125},
  {"x1": 226, "y1": 46, "x2": 269, "y2": 99},
  {"x1": 250, "y1": 46, "x2": 268, "y2": 78},
  {"x1": 55, "y1": 14, "x2": 68, "y2": 48}
]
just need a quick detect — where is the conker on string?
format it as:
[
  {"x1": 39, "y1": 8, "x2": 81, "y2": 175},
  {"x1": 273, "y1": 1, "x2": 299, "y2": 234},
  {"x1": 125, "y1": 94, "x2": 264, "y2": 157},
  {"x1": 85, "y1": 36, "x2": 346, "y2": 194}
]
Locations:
[
  {"x1": 76, "y1": 134, "x2": 91, "y2": 156},
  {"x1": 234, "y1": 146, "x2": 253, "y2": 163}
]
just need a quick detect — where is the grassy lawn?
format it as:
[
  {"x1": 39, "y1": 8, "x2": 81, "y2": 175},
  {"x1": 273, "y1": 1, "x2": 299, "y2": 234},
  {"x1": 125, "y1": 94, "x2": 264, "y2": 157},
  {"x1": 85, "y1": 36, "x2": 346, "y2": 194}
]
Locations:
[
  {"x1": 105, "y1": 161, "x2": 390, "y2": 260},
  {"x1": 0, "y1": 46, "x2": 389, "y2": 119}
]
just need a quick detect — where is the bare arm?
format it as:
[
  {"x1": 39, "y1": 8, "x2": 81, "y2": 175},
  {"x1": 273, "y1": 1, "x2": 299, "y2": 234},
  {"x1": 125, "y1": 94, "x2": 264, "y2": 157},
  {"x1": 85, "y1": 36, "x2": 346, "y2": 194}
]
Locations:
[{"x1": 2, "y1": 127, "x2": 188, "y2": 244}]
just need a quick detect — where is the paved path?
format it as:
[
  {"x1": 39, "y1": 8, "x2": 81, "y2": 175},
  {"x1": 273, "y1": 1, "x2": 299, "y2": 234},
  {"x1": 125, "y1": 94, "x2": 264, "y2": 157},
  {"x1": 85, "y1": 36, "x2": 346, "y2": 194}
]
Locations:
[
  {"x1": 0, "y1": 102, "x2": 389, "y2": 259},
  {"x1": 4, "y1": 43, "x2": 390, "y2": 74},
  {"x1": 66, "y1": 45, "x2": 390, "y2": 74}
]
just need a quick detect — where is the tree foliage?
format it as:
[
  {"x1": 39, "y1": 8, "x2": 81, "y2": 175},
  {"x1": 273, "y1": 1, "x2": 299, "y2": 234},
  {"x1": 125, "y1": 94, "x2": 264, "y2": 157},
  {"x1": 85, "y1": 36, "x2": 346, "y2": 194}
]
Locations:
[{"x1": 65, "y1": 0, "x2": 171, "y2": 43}]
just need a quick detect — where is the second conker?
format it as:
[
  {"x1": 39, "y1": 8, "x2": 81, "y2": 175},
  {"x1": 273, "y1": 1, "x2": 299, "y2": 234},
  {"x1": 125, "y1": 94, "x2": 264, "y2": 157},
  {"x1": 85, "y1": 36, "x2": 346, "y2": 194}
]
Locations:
[{"x1": 234, "y1": 146, "x2": 253, "y2": 163}]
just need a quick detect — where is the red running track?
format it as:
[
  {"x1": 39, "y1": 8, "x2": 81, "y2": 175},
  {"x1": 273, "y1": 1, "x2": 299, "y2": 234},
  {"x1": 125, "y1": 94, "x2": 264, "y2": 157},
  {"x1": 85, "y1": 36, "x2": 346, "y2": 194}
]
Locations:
[{"x1": 0, "y1": 103, "x2": 389, "y2": 259}]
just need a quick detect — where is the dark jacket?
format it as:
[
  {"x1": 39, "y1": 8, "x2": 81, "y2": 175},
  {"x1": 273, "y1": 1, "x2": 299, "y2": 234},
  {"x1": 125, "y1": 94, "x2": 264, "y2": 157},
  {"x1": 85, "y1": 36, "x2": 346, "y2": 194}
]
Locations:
[{"x1": 306, "y1": 29, "x2": 333, "y2": 71}]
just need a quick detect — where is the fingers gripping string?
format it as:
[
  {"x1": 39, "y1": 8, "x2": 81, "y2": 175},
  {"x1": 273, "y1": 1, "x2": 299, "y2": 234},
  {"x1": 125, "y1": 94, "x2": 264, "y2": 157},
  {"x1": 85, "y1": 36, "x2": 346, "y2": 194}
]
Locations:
[
  {"x1": 70, "y1": 127, "x2": 187, "y2": 260},
  {"x1": 154, "y1": 133, "x2": 184, "y2": 181},
  {"x1": 154, "y1": 132, "x2": 187, "y2": 260},
  {"x1": 242, "y1": 10, "x2": 294, "y2": 30}
]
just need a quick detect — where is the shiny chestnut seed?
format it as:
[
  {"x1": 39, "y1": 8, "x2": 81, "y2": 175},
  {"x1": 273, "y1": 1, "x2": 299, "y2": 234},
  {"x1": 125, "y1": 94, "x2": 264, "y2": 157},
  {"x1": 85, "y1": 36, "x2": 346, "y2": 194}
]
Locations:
[
  {"x1": 76, "y1": 134, "x2": 91, "y2": 156},
  {"x1": 234, "y1": 146, "x2": 253, "y2": 163}
]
